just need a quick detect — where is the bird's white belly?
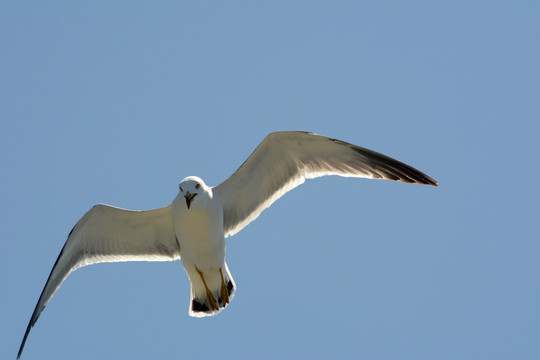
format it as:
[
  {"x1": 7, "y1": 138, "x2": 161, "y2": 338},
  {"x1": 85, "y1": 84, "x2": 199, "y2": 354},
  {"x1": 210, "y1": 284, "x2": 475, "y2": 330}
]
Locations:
[{"x1": 174, "y1": 207, "x2": 225, "y2": 271}]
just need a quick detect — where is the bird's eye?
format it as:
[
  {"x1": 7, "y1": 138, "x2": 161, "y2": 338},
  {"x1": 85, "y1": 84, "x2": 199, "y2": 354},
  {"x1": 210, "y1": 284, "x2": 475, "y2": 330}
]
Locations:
[
  {"x1": 195, "y1": 183, "x2": 200, "y2": 189},
  {"x1": 179, "y1": 186, "x2": 183, "y2": 192}
]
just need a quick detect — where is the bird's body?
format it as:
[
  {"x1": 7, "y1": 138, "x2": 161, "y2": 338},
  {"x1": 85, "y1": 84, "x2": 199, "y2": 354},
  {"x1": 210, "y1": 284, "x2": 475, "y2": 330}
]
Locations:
[
  {"x1": 18, "y1": 131, "x2": 437, "y2": 358},
  {"x1": 172, "y1": 176, "x2": 235, "y2": 316}
]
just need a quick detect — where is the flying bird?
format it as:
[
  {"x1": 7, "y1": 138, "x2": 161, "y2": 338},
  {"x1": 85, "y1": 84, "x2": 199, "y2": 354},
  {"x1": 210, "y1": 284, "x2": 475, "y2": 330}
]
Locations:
[{"x1": 18, "y1": 131, "x2": 437, "y2": 358}]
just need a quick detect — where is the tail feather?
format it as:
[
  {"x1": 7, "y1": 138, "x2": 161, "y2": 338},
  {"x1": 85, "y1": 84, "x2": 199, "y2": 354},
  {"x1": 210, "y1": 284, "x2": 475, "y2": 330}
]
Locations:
[{"x1": 187, "y1": 263, "x2": 236, "y2": 317}]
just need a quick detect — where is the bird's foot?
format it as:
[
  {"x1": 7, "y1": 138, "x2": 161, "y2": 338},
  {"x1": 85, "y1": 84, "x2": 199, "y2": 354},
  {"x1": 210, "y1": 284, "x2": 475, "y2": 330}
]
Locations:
[
  {"x1": 219, "y1": 268, "x2": 230, "y2": 305},
  {"x1": 195, "y1": 267, "x2": 219, "y2": 311}
]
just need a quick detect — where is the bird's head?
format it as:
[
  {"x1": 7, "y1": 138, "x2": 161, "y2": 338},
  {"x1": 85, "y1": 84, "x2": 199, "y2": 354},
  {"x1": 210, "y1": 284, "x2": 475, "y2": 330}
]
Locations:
[{"x1": 177, "y1": 176, "x2": 209, "y2": 210}]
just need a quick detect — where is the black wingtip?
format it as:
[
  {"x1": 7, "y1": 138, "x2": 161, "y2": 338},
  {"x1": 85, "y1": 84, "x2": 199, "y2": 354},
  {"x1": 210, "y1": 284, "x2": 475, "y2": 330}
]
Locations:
[
  {"x1": 418, "y1": 172, "x2": 438, "y2": 187},
  {"x1": 414, "y1": 174, "x2": 438, "y2": 187},
  {"x1": 17, "y1": 322, "x2": 33, "y2": 359}
]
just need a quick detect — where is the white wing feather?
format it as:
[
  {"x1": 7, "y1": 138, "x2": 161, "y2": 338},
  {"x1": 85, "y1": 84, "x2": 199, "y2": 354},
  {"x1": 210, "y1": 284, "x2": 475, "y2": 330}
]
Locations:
[
  {"x1": 214, "y1": 131, "x2": 437, "y2": 237},
  {"x1": 18, "y1": 204, "x2": 178, "y2": 358}
]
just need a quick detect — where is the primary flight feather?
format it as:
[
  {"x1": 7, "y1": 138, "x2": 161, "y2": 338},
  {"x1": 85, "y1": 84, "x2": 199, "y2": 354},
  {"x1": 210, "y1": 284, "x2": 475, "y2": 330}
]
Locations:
[{"x1": 18, "y1": 131, "x2": 437, "y2": 358}]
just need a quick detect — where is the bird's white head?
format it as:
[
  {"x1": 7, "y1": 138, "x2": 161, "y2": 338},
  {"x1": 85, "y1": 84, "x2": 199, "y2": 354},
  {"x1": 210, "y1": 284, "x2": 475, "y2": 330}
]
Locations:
[{"x1": 176, "y1": 176, "x2": 210, "y2": 210}]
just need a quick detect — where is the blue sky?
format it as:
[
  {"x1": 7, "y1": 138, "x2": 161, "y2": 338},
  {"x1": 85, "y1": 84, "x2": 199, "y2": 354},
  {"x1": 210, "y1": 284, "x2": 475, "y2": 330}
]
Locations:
[{"x1": 2, "y1": 2, "x2": 539, "y2": 359}]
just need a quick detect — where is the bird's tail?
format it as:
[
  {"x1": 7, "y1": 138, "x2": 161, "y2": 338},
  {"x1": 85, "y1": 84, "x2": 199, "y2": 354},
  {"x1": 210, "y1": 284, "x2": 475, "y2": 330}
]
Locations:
[{"x1": 186, "y1": 262, "x2": 236, "y2": 317}]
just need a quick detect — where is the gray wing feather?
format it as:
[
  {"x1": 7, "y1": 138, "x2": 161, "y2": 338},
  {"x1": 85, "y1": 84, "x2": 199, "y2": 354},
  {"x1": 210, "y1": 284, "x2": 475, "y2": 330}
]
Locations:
[
  {"x1": 18, "y1": 204, "x2": 178, "y2": 358},
  {"x1": 214, "y1": 131, "x2": 437, "y2": 238}
]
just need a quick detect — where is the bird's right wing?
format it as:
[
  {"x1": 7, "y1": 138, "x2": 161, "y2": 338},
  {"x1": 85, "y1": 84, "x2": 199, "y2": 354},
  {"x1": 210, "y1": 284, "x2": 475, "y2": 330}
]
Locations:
[{"x1": 18, "y1": 204, "x2": 179, "y2": 359}]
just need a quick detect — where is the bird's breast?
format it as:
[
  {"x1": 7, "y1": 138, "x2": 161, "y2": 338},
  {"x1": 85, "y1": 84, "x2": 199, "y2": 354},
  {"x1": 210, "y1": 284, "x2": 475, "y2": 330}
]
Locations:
[{"x1": 173, "y1": 203, "x2": 225, "y2": 267}]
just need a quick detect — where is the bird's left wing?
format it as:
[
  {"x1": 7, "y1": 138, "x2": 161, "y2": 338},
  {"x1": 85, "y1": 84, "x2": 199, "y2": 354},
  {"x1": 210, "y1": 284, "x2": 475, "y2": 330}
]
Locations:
[
  {"x1": 18, "y1": 204, "x2": 178, "y2": 359},
  {"x1": 214, "y1": 131, "x2": 437, "y2": 238}
]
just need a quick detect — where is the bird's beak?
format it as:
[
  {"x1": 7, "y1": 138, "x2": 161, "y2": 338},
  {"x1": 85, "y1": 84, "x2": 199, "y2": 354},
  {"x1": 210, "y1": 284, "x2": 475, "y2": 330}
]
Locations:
[{"x1": 184, "y1": 192, "x2": 197, "y2": 209}]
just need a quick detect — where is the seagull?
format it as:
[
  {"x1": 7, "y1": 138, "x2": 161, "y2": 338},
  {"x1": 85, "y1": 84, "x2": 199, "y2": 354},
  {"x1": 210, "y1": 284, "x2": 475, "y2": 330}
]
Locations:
[{"x1": 18, "y1": 131, "x2": 437, "y2": 358}]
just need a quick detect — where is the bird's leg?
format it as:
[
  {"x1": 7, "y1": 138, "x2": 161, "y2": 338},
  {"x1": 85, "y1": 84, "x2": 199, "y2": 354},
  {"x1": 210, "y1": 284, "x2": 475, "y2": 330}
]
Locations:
[
  {"x1": 195, "y1": 267, "x2": 218, "y2": 311},
  {"x1": 219, "y1": 268, "x2": 230, "y2": 305}
]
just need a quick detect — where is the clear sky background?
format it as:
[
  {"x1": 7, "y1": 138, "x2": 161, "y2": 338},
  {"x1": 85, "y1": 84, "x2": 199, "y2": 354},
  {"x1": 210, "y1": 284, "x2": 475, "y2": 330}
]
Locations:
[{"x1": 2, "y1": 2, "x2": 539, "y2": 360}]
